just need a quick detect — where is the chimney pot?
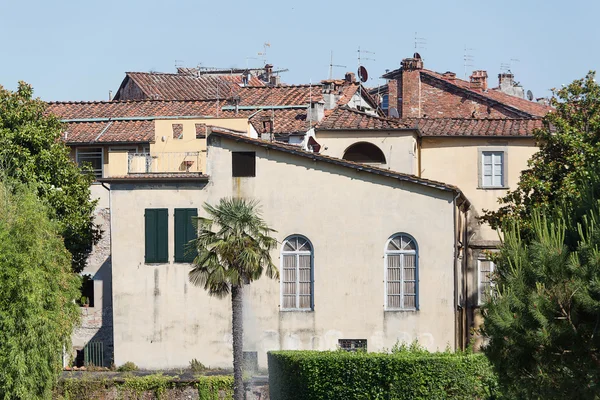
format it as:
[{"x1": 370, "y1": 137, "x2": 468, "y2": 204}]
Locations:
[
  {"x1": 470, "y1": 70, "x2": 488, "y2": 91},
  {"x1": 344, "y1": 72, "x2": 356, "y2": 83},
  {"x1": 442, "y1": 71, "x2": 456, "y2": 81},
  {"x1": 401, "y1": 57, "x2": 424, "y2": 71}
]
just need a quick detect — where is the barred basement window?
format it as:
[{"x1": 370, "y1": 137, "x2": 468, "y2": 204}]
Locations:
[
  {"x1": 339, "y1": 339, "x2": 367, "y2": 352},
  {"x1": 281, "y1": 236, "x2": 313, "y2": 310},
  {"x1": 385, "y1": 234, "x2": 418, "y2": 310}
]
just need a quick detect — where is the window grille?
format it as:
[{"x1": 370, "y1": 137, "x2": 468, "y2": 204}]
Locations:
[
  {"x1": 385, "y1": 234, "x2": 418, "y2": 310},
  {"x1": 281, "y1": 236, "x2": 313, "y2": 310},
  {"x1": 84, "y1": 341, "x2": 104, "y2": 367},
  {"x1": 339, "y1": 339, "x2": 367, "y2": 352},
  {"x1": 76, "y1": 147, "x2": 103, "y2": 178}
]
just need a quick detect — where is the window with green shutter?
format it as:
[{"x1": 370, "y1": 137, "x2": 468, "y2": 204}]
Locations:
[
  {"x1": 174, "y1": 208, "x2": 198, "y2": 263},
  {"x1": 145, "y1": 209, "x2": 168, "y2": 263}
]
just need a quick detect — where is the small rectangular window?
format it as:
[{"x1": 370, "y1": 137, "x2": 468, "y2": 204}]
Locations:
[
  {"x1": 481, "y1": 151, "x2": 504, "y2": 188},
  {"x1": 478, "y1": 259, "x2": 495, "y2": 305},
  {"x1": 232, "y1": 152, "x2": 256, "y2": 177},
  {"x1": 145, "y1": 209, "x2": 168, "y2": 263},
  {"x1": 195, "y1": 123, "x2": 207, "y2": 139},
  {"x1": 76, "y1": 147, "x2": 103, "y2": 178},
  {"x1": 174, "y1": 208, "x2": 198, "y2": 263},
  {"x1": 339, "y1": 339, "x2": 367, "y2": 352},
  {"x1": 172, "y1": 124, "x2": 184, "y2": 139}
]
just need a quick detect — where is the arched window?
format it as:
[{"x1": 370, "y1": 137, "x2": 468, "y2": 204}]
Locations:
[
  {"x1": 343, "y1": 142, "x2": 386, "y2": 164},
  {"x1": 281, "y1": 236, "x2": 313, "y2": 310},
  {"x1": 385, "y1": 234, "x2": 418, "y2": 310}
]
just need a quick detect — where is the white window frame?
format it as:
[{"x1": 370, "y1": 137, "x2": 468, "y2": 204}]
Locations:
[
  {"x1": 76, "y1": 147, "x2": 104, "y2": 179},
  {"x1": 280, "y1": 235, "x2": 313, "y2": 311},
  {"x1": 478, "y1": 147, "x2": 508, "y2": 189},
  {"x1": 384, "y1": 234, "x2": 418, "y2": 311},
  {"x1": 478, "y1": 259, "x2": 496, "y2": 305}
]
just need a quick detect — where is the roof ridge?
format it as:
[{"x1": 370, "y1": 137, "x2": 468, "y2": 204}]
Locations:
[
  {"x1": 335, "y1": 105, "x2": 396, "y2": 121},
  {"x1": 240, "y1": 84, "x2": 323, "y2": 89},
  {"x1": 46, "y1": 99, "x2": 219, "y2": 105}
]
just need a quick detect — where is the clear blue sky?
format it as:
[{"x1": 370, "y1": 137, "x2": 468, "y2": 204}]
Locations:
[{"x1": 1, "y1": 0, "x2": 597, "y2": 102}]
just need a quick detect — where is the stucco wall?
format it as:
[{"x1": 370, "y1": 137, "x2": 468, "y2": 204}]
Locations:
[
  {"x1": 109, "y1": 136, "x2": 457, "y2": 369},
  {"x1": 420, "y1": 137, "x2": 537, "y2": 241},
  {"x1": 316, "y1": 130, "x2": 418, "y2": 175}
]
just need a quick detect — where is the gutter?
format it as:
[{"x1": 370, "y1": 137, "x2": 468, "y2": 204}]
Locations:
[
  {"x1": 221, "y1": 105, "x2": 309, "y2": 111},
  {"x1": 61, "y1": 115, "x2": 247, "y2": 123}
]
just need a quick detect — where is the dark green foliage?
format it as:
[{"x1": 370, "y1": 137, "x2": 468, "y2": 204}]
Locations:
[
  {"x1": 0, "y1": 182, "x2": 80, "y2": 399},
  {"x1": 483, "y1": 71, "x2": 600, "y2": 239},
  {"x1": 116, "y1": 361, "x2": 138, "y2": 372},
  {"x1": 268, "y1": 350, "x2": 500, "y2": 400},
  {"x1": 0, "y1": 82, "x2": 98, "y2": 272},
  {"x1": 483, "y1": 202, "x2": 600, "y2": 399}
]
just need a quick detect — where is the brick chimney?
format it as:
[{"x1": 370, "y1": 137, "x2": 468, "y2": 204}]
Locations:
[
  {"x1": 470, "y1": 70, "x2": 488, "y2": 91},
  {"x1": 442, "y1": 71, "x2": 456, "y2": 81},
  {"x1": 264, "y1": 64, "x2": 273, "y2": 83},
  {"x1": 344, "y1": 72, "x2": 356, "y2": 83},
  {"x1": 399, "y1": 54, "x2": 424, "y2": 118}
]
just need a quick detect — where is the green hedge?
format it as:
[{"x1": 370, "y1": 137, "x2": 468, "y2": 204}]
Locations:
[
  {"x1": 268, "y1": 350, "x2": 501, "y2": 400},
  {"x1": 197, "y1": 375, "x2": 234, "y2": 399}
]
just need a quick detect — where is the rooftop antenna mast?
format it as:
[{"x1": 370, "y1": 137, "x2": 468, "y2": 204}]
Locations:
[
  {"x1": 500, "y1": 58, "x2": 519, "y2": 74},
  {"x1": 174, "y1": 60, "x2": 184, "y2": 70},
  {"x1": 357, "y1": 47, "x2": 375, "y2": 108},
  {"x1": 329, "y1": 51, "x2": 347, "y2": 80},
  {"x1": 414, "y1": 32, "x2": 427, "y2": 51},
  {"x1": 257, "y1": 42, "x2": 271, "y2": 65},
  {"x1": 463, "y1": 47, "x2": 474, "y2": 80}
]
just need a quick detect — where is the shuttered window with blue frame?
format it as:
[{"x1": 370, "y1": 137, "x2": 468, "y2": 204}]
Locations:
[
  {"x1": 175, "y1": 208, "x2": 198, "y2": 263},
  {"x1": 145, "y1": 208, "x2": 168, "y2": 263}
]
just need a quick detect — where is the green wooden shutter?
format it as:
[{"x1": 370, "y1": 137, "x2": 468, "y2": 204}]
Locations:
[
  {"x1": 145, "y1": 208, "x2": 168, "y2": 263},
  {"x1": 156, "y1": 209, "x2": 169, "y2": 263},
  {"x1": 145, "y1": 209, "x2": 157, "y2": 263},
  {"x1": 175, "y1": 208, "x2": 197, "y2": 263}
]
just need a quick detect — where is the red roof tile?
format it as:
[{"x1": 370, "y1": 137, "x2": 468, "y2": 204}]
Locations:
[
  {"x1": 249, "y1": 108, "x2": 311, "y2": 135},
  {"x1": 116, "y1": 72, "x2": 239, "y2": 101},
  {"x1": 317, "y1": 107, "x2": 411, "y2": 130},
  {"x1": 421, "y1": 70, "x2": 552, "y2": 118},
  {"x1": 63, "y1": 120, "x2": 155, "y2": 144},
  {"x1": 237, "y1": 85, "x2": 324, "y2": 106},
  {"x1": 46, "y1": 99, "x2": 224, "y2": 120},
  {"x1": 406, "y1": 118, "x2": 544, "y2": 137}
]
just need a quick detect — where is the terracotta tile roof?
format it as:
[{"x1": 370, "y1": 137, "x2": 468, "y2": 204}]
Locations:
[
  {"x1": 46, "y1": 99, "x2": 224, "y2": 120},
  {"x1": 219, "y1": 74, "x2": 266, "y2": 86},
  {"x1": 421, "y1": 70, "x2": 552, "y2": 118},
  {"x1": 210, "y1": 130, "x2": 465, "y2": 196},
  {"x1": 116, "y1": 72, "x2": 239, "y2": 101},
  {"x1": 248, "y1": 108, "x2": 311, "y2": 135},
  {"x1": 317, "y1": 107, "x2": 412, "y2": 131},
  {"x1": 236, "y1": 85, "x2": 324, "y2": 106},
  {"x1": 62, "y1": 120, "x2": 155, "y2": 144},
  {"x1": 406, "y1": 118, "x2": 544, "y2": 137},
  {"x1": 100, "y1": 173, "x2": 209, "y2": 182}
]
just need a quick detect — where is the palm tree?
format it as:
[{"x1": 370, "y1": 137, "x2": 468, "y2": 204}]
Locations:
[{"x1": 188, "y1": 198, "x2": 278, "y2": 400}]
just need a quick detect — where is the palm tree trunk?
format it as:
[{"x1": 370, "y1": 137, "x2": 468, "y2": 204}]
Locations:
[{"x1": 231, "y1": 284, "x2": 244, "y2": 400}]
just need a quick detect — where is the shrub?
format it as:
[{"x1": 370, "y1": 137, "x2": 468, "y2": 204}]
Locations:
[
  {"x1": 268, "y1": 350, "x2": 500, "y2": 400},
  {"x1": 116, "y1": 361, "x2": 138, "y2": 372},
  {"x1": 190, "y1": 358, "x2": 207, "y2": 374},
  {"x1": 197, "y1": 376, "x2": 234, "y2": 399}
]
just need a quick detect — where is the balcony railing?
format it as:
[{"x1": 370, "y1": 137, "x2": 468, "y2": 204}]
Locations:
[{"x1": 128, "y1": 152, "x2": 201, "y2": 174}]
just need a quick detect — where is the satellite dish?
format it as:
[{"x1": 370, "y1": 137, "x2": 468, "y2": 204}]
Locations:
[
  {"x1": 358, "y1": 66, "x2": 368, "y2": 83},
  {"x1": 527, "y1": 90, "x2": 534, "y2": 101},
  {"x1": 389, "y1": 107, "x2": 400, "y2": 118}
]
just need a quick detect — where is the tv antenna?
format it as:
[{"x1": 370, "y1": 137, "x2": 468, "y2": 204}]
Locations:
[
  {"x1": 357, "y1": 47, "x2": 375, "y2": 109},
  {"x1": 329, "y1": 51, "x2": 347, "y2": 79},
  {"x1": 175, "y1": 59, "x2": 184, "y2": 69},
  {"x1": 245, "y1": 56, "x2": 259, "y2": 69},
  {"x1": 463, "y1": 47, "x2": 475, "y2": 79},
  {"x1": 501, "y1": 58, "x2": 520, "y2": 73},
  {"x1": 257, "y1": 42, "x2": 271, "y2": 65},
  {"x1": 414, "y1": 32, "x2": 427, "y2": 51}
]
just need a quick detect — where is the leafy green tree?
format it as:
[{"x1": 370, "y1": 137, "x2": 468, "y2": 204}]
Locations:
[
  {"x1": 483, "y1": 201, "x2": 600, "y2": 399},
  {"x1": 0, "y1": 181, "x2": 80, "y2": 399},
  {"x1": 188, "y1": 198, "x2": 278, "y2": 400},
  {"x1": 483, "y1": 71, "x2": 600, "y2": 236},
  {"x1": 0, "y1": 82, "x2": 98, "y2": 272}
]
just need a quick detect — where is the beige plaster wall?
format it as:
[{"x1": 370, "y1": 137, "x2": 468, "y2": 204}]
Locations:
[
  {"x1": 420, "y1": 137, "x2": 537, "y2": 241},
  {"x1": 316, "y1": 130, "x2": 418, "y2": 174},
  {"x1": 110, "y1": 136, "x2": 458, "y2": 369}
]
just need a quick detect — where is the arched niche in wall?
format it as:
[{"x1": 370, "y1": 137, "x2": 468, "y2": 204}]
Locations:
[{"x1": 342, "y1": 142, "x2": 386, "y2": 164}]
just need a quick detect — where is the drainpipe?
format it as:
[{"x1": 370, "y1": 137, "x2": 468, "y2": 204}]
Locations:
[{"x1": 452, "y1": 191, "x2": 461, "y2": 351}]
